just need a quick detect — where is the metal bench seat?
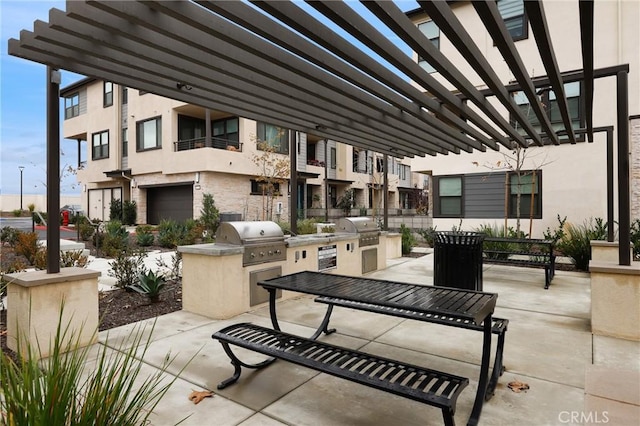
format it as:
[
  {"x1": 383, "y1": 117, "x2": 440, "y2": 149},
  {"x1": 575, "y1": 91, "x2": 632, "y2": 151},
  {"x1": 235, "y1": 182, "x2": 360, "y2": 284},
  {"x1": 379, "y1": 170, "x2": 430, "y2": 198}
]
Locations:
[
  {"x1": 483, "y1": 237, "x2": 556, "y2": 289},
  {"x1": 314, "y1": 296, "x2": 507, "y2": 400},
  {"x1": 213, "y1": 322, "x2": 469, "y2": 426}
]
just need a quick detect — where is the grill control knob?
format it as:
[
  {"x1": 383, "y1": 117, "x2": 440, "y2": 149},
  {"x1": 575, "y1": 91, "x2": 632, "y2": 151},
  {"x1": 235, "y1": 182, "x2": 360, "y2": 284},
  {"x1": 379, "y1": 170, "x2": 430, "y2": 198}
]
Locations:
[
  {"x1": 268, "y1": 250, "x2": 273, "y2": 255},
  {"x1": 275, "y1": 249, "x2": 281, "y2": 254},
  {"x1": 250, "y1": 253, "x2": 255, "y2": 258},
  {"x1": 260, "y1": 251, "x2": 265, "y2": 257}
]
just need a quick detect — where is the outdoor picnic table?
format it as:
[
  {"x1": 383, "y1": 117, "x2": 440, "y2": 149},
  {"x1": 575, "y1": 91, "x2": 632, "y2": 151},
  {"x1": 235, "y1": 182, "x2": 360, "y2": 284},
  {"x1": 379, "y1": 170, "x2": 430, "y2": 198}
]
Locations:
[{"x1": 258, "y1": 271, "x2": 499, "y2": 426}]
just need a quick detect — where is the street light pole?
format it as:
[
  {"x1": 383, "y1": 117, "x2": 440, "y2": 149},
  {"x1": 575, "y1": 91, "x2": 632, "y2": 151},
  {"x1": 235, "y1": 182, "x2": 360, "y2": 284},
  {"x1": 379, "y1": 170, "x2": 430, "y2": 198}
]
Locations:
[{"x1": 19, "y1": 166, "x2": 24, "y2": 211}]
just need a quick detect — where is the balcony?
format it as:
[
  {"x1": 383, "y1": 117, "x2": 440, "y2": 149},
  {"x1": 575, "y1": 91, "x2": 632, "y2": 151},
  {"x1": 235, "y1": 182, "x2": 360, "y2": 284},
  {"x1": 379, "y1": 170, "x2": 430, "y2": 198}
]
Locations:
[{"x1": 174, "y1": 137, "x2": 242, "y2": 152}]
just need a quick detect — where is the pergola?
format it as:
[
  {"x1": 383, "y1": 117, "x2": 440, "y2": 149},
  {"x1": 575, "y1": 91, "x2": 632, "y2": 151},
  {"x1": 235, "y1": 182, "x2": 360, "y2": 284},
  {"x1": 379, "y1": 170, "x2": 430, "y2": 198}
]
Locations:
[{"x1": 7, "y1": 0, "x2": 631, "y2": 272}]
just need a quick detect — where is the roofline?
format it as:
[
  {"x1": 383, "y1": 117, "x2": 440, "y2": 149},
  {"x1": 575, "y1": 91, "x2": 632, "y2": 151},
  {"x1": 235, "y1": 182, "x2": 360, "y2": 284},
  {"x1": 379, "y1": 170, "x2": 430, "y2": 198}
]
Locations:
[{"x1": 60, "y1": 76, "x2": 97, "y2": 96}]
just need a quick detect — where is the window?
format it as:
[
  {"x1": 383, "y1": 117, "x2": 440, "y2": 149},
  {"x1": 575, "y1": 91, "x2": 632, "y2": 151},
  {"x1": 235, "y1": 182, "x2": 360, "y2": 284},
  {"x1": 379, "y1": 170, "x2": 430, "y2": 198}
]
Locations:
[
  {"x1": 329, "y1": 185, "x2": 337, "y2": 208},
  {"x1": 91, "y1": 130, "x2": 109, "y2": 160},
  {"x1": 435, "y1": 176, "x2": 462, "y2": 217},
  {"x1": 497, "y1": 0, "x2": 528, "y2": 41},
  {"x1": 376, "y1": 158, "x2": 384, "y2": 173},
  {"x1": 330, "y1": 147, "x2": 336, "y2": 169},
  {"x1": 121, "y1": 86, "x2": 128, "y2": 105},
  {"x1": 509, "y1": 171, "x2": 542, "y2": 218},
  {"x1": 417, "y1": 20, "x2": 439, "y2": 73},
  {"x1": 213, "y1": 117, "x2": 239, "y2": 145},
  {"x1": 512, "y1": 81, "x2": 583, "y2": 142},
  {"x1": 251, "y1": 179, "x2": 281, "y2": 195},
  {"x1": 64, "y1": 93, "x2": 79, "y2": 119},
  {"x1": 136, "y1": 116, "x2": 161, "y2": 151},
  {"x1": 122, "y1": 128, "x2": 128, "y2": 158},
  {"x1": 367, "y1": 156, "x2": 373, "y2": 175},
  {"x1": 399, "y1": 164, "x2": 409, "y2": 180},
  {"x1": 257, "y1": 122, "x2": 288, "y2": 154},
  {"x1": 103, "y1": 81, "x2": 113, "y2": 107}
]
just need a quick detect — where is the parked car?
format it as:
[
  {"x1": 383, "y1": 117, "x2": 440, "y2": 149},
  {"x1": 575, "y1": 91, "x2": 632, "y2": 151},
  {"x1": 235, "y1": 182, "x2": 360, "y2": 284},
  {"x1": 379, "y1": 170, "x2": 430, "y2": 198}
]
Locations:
[{"x1": 60, "y1": 204, "x2": 84, "y2": 217}]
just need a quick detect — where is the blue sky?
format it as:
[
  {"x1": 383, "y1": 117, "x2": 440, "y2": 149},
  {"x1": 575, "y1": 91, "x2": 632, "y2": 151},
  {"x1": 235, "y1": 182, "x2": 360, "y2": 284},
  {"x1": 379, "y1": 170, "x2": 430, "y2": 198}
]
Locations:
[
  {"x1": 1, "y1": 0, "x2": 418, "y2": 197},
  {"x1": 1, "y1": 0, "x2": 86, "y2": 196}
]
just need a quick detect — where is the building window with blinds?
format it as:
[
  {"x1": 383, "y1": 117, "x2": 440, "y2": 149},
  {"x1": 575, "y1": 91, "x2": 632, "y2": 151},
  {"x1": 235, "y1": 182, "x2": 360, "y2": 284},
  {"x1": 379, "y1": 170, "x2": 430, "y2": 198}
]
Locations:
[{"x1": 497, "y1": 0, "x2": 528, "y2": 41}]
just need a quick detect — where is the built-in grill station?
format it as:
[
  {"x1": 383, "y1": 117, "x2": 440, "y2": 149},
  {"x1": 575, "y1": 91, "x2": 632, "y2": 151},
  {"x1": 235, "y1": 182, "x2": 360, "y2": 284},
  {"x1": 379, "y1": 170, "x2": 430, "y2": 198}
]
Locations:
[
  {"x1": 216, "y1": 221, "x2": 287, "y2": 266},
  {"x1": 336, "y1": 217, "x2": 380, "y2": 247},
  {"x1": 336, "y1": 217, "x2": 380, "y2": 274}
]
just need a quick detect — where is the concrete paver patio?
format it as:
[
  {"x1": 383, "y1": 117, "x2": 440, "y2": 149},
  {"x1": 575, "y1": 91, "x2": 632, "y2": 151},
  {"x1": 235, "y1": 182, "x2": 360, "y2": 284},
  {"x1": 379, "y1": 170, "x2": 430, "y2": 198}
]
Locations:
[{"x1": 94, "y1": 251, "x2": 640, "y2": 425}]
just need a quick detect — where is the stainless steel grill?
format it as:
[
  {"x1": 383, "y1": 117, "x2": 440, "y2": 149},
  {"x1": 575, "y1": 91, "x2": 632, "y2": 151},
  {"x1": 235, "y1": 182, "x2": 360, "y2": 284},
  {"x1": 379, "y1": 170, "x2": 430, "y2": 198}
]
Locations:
[
  {"x1": 336, "y1": 217, "x2": 380, "y2": 247},
  {"x1": 216, "y1": 221, "x2": 287, "y2": 266}
]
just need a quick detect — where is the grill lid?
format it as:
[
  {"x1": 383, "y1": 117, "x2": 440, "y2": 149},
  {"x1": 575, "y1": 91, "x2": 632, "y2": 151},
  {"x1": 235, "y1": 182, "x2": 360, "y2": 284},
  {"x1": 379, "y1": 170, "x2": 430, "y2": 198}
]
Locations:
[
  {"x1": 336, "y1": 217, "x2": 379, "y2": 234},
  {"x1": 216, "y1": 221, "x2": 285, "y2": 245}
]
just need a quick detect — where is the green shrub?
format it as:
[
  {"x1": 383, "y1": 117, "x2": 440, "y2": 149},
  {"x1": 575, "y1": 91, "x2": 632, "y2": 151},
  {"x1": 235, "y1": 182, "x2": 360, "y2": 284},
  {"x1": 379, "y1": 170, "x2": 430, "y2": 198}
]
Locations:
[
  {"x1": 100, "y1": 220, "x2": 130, "y2": 257},
  {"x1": 321, "y1": 226, "x2": 335, "y2": 233},
  {"x1": 136, "y1": 225, "x2": 155, "y2": 246},
  {"x1": 12, "y1": 209, "x2": 22, "y2": 217},
  {"x1": 630, "y1": 219, "x2": 640, "y2": 261},
  {"x1": 79, "y1": 222, "x2": 95, "y2": 241},
  {"x1": 200, "y1": 193, "x2": 220, "y2": 239},
  {"x1": 32, "y1": 211, "x2": 47, "y2": 225},
  {"x1": 122, "y1": 200, "x2": 137, "y2": 225},
  {"x1": 129, "y1": 270, "x2": 166, "y2": 303},
  {"x1": 400, "y1": 224, "x2": 416, "y2": 255},
  {"x1": 108, "y1": 249, "x2": 148, "y2": 289},
  {"x1": 557, "y1": 217, "x2": 607, "y2": 271},
  {"x1": 297, "y1": 218, "x2": 319, "y2": 235},
  {"x1": 277, "y1": 221, "x2": 291, "y2": 235},
  {"x1": 109, "y1": 198, "x2": 123, "y2": 222},
  {"x1": 1, "y1": 226, "x2": 21, "y2": 246},
  {"x1": 27, "y1": 203, "x2": 35, "y2": 213},
  {"x1": 417, "y1": 226, "x2": 437, "y2": 247},
  {"x1": 157, "y1": 219, "x2": 181, "y2": 248},
  {"x1": 0, "y1": 310, "x2": 183, "y2": 426}
]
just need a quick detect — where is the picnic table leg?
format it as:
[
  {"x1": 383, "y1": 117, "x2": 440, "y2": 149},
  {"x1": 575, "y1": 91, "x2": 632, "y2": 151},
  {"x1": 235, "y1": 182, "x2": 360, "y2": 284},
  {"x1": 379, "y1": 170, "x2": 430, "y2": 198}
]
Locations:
[
  {"x1": 267, "y1": 287, "x2": 281, "y2": 331},
  {"x1": 309, "y1": 304, "x2": 337, "y2": 340},
  {"x1": 216, "y1": 341, "x2": 276, "y2": 389},
  {"x1": 486, "y1": 323, "x2": 507, "y2": 400},
  {"x1": 468, "y1": 314, "x2": 492, "y2": 426}
]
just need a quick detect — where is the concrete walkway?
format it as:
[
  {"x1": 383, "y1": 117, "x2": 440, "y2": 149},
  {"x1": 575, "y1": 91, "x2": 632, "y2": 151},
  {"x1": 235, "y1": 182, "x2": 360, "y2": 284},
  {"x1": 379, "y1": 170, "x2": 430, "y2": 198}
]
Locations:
[{"x1": 92, "y1": 251, "x2": 640, "y2": 426}]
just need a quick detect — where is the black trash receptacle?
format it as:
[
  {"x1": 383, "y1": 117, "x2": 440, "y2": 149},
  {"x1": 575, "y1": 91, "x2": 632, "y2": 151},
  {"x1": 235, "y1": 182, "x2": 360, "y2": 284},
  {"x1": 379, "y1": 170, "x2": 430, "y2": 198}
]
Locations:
[{"x1": 434, "y1": 231, "x2": 484, "y2": 291}]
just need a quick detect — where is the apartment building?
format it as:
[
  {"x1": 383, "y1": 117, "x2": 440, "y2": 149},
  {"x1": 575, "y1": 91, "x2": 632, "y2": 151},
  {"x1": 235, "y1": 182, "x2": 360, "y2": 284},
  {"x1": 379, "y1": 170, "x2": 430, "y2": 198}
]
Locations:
[
  {"x1": 407, "y1": 0, "x2": 639, "y2": 237},
  {"x1": 61, "y1": 79, "x2": 419, "y2": 224}
]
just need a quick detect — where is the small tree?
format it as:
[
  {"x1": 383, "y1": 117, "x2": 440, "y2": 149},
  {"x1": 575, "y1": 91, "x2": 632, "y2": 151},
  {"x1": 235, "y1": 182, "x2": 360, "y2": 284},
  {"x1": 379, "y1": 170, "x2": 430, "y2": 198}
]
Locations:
[
  {"x1": 336, "y1": 188, "x2": 355, "y2": 217},
  {"x1": 251, "y1": 132, "x2": 290, "y2": 221},
  {"x1": 200, "y1": 193, "x2": 220, "y2": 239}
]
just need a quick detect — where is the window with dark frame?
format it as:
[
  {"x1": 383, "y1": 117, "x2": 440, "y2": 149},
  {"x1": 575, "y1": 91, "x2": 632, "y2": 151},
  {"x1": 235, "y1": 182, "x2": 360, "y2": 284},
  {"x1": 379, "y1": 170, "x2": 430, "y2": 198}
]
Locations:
[
  {"x1": 122, "y1": 128, "x2": 128, "y2": 158},
  {"x1": 511, "y1": 81, "x2": 583, "y2": 142},
  {"x1": 91, "y1": 130, "x2": 109, "y2": 160},
  {"x1": 330, "y1": 147, "x2": 336, "y2": 169},
  {"x1": 136, "y1": 116, "x2": 162, "y2": 151},
  {"x1": 250, "y1": 179, "x2": 281, "y2": 195},
  {"x1": 435, "y1": 176, "x2": 463, "y2": 217},
  {"x1": 103, "y1": 81, "x2": 113, "y2": 107},
  {"x1": 417, "y1": 20, "x2": 440, "y2": 73},
  {"x1": 497, "y1": 0, "x2": 528, "y2": 41},
  {"x1": 213, "y1": 117, "x2": 239, "y2": 145},
  {"x1": 121, "y1": 86, "x2": 128, "y2": 105},
  {"x1": 508, "y1": 170, "x2": 542, "y2": 219},
  {"x1": 64, "y1": 93, "x2": 79, "y2": 119},
  {"x1": 257, "y1": 122, "x2": 289, "y2": 154}
]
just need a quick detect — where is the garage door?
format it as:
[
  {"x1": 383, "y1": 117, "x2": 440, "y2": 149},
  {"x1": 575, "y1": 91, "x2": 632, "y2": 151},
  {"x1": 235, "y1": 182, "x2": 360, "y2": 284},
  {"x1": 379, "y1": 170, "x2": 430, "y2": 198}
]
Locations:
[{"x1": 146, "y1": 185, "x2": 193, "y2": 224}]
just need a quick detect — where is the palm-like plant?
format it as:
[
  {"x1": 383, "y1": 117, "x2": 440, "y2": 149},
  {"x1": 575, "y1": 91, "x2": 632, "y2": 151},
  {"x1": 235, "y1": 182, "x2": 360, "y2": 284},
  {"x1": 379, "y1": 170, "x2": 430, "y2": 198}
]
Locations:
[{"x1": 129, "y1": 270, "x2": 167, "y2": 303}]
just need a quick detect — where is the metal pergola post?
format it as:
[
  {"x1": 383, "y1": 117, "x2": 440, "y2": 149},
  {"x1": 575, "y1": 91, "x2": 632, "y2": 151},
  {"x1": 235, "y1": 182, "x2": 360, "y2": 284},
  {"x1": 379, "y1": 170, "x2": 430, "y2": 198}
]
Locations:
[{"x1": 47, "y1": 66, "x2": 61, "y2": 274}]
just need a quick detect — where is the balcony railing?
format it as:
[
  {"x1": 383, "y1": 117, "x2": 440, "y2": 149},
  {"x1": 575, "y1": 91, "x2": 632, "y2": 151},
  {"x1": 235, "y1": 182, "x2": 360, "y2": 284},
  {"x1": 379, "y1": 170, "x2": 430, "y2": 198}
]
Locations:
[{"x1": 174, "y1": 137, "x2": 243, "y2": 152}]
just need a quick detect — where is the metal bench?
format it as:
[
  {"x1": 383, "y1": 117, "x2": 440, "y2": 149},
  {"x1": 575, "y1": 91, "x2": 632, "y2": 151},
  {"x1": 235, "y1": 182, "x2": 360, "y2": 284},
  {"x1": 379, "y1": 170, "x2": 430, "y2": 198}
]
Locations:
[
  {"x1": 483, "y1": 237, "x2": 556, "y2": 289},
  {"x1": 213, "y1": 322, "x2": 469, "y2": 426},
  {"x1": 314, "y1": 296, "x2": 508, "y2": 400}
]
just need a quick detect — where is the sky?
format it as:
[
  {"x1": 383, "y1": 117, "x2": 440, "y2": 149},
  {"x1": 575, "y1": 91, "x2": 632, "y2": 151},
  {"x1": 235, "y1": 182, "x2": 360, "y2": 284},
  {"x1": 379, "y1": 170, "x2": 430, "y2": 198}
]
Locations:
[{"x1": 0, "y1": 0, "x2": 418, "y2": 197}]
